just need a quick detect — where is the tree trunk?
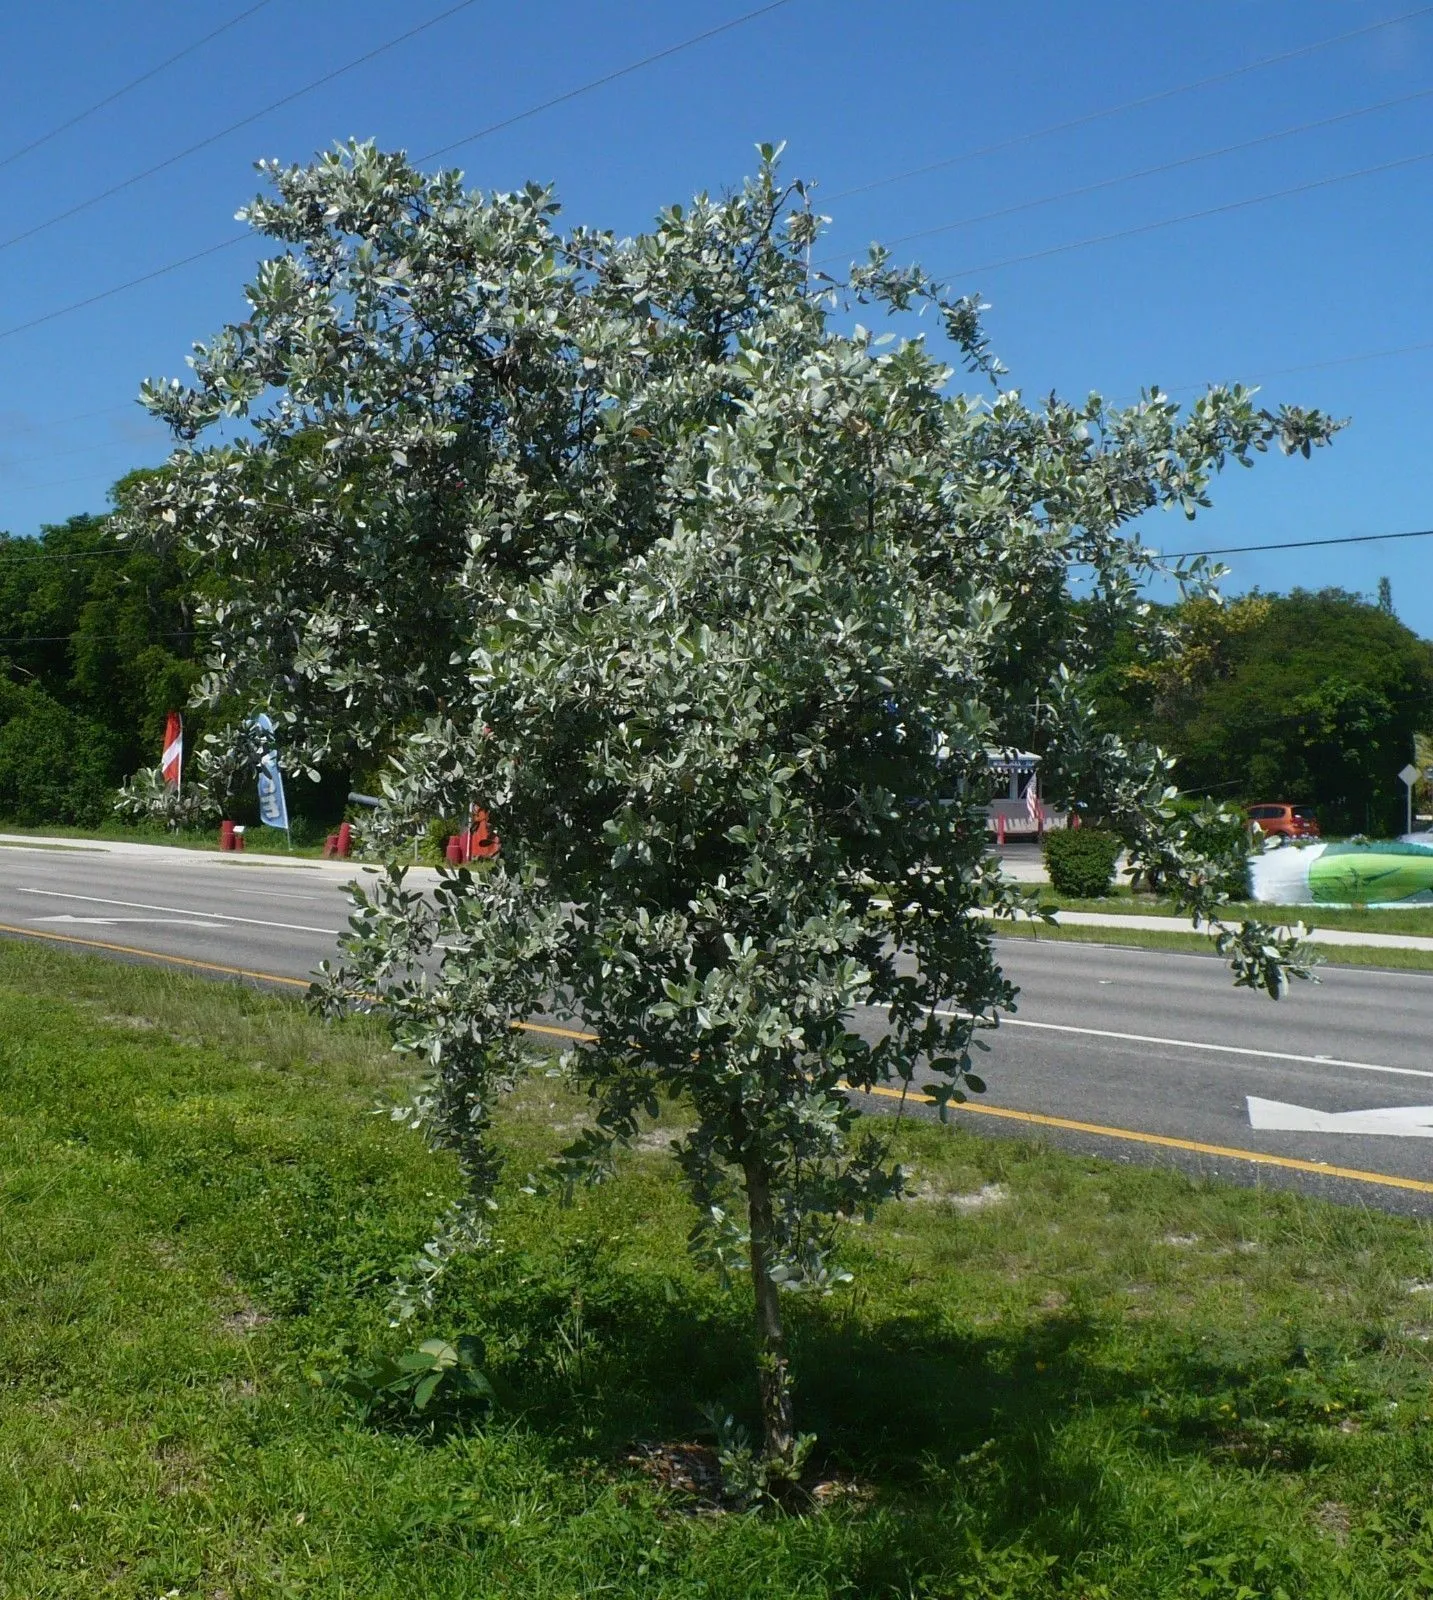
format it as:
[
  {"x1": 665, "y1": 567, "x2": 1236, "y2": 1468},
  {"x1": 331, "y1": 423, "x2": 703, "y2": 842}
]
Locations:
[{"x1": 743, "y1": 1154, "x2": 797, "y2": 1473}]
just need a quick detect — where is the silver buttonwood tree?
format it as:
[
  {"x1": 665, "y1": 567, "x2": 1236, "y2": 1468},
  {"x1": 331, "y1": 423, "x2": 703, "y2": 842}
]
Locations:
[{"x1": 128, "y1": 141, "x2": 1338, "y2": 1478}]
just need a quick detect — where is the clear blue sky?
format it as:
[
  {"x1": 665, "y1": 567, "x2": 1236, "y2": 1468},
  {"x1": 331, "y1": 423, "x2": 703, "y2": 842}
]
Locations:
[{"x1": 1, "y1": 0, "x2": 1431, "y2": 633}]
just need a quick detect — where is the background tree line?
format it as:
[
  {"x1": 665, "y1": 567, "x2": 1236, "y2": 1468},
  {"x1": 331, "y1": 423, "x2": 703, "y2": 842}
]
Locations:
[
  {"x1": 1086, "y1": 586, "x2": 1433, "y2": 835},
  {"x1": 0, "y1": 469, "x2": 354, "y2": 832},
  {"x1": 0, "y1": 471, "x2": 198, "y2": 825},
  {"x1": 0, "y1": 476, "x2": 1429, "y2": 837}
]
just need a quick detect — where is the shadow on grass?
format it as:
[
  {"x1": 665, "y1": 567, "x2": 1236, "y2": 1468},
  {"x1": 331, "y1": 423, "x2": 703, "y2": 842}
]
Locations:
[{"x1": 404, "y1": 1255, "x2": 1358, "y2": 1586}]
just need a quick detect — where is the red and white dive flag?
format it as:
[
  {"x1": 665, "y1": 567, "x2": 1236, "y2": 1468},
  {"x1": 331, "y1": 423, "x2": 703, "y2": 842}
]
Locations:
[{"x1": 161, "y1": 712, "x2": 183, "y2": 791}]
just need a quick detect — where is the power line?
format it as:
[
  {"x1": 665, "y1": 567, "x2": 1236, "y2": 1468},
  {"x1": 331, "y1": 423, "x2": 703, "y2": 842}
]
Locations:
[
  {"x1": 941, "y1": 144, "x2": 1433, "y2": 281},
  {"x1": 0, "y1": 0, "x2": 276, "y2": 175},
  {"x1": 0, "y1": 234, "x2": 248, "y2": 344},
  {"x1": 1119, "y1": 336, "x2": 1433, "y2": 404},
  {"x1": 0, "y1": 630, "x2": 201, "y2": 646},
  {"x1": 4, "y1": 432, "x2": 169, "y2": 469},
  {"x1": 827, "y1": 3, "x2": 1433, "y2": 203},
  {"x1": 1161, "y1": 527, "x2": 1433, "y2": 559},
  {"x1": 0, "y1": 470, "x2": 126, "y2": 495},
  {"x1": 0, "y1": 546, "x2": 134, "y2": 561},
  {"x1": 0, "y1": 0, "x2": 484, "y2": 259},
  {"x1": 9, "y1": 402, "x2": 139, "y2": 432},
  {"x1": 417, "y1": 0, "x2": 798, "y2": 162},
  {"x1": 4, "y1": 521, "x2": 1433, "y2": 568},
  {"x1": 852, "y1": 83, "x2": 1433, "y2": 259},
  {"x1": 0, "y1": 0, "x2": 801, "y2": 346},
  {"x1": 16, "y1": 80, "x2": 1432, "y2": 458}
]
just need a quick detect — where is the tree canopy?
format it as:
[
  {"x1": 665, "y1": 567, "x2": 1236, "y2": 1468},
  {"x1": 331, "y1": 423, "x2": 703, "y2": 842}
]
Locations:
[
  {"x1": 0, "y1": 491, "x2": 198, "y2": 824},
  {"x1": 1092, "y1": 589, "x2": 1433, "y2": 833},
  {"x1": 127, "y1": 141, "x2": 1340, "y2": 1478}
]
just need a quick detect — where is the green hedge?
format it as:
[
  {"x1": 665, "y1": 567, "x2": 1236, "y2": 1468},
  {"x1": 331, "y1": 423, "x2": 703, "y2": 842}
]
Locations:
[{"x1": 1042, "y1": 827, "x2": 1121, "y2": 897}]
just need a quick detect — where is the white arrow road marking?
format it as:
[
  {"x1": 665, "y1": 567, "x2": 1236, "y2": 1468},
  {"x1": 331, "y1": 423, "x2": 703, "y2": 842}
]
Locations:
[
  {"x1": 35, "y1": 915, "x2": 227, "y2": 929},
  {"x1": 1247, "y1": 1096, "x2": 1433, "y2": 1137},
  {"x1": 15, "y1": 887, "x2": 338, "y2": 936},
  {"x1": 918, "y1": 1008, "x2": 1433, "y2": 1083}
]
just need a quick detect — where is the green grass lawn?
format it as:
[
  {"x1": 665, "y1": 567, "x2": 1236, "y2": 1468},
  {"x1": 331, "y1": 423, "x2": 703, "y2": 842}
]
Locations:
[
  {"x1": 992, "y1": 920, "x2": 1433, "y2": 974},
  {"x1": 1037, "y1": 884, "x2": 1433, "y2": 939},
  {"x1": 8, "y1": 944, "x2": 1433, "y2": 1596}
]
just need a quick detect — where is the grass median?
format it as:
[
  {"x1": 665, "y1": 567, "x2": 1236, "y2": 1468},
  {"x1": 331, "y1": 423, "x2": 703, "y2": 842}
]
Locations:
[
  {"x1": 992, "y1": 919, "x2": 1433, "y2": 973},
  {"x1": 1039, "y1": 885, "x2": 1433, "y2": 940},
  {"x1": 6, "y1": 941, "x2": 1433, "y2": 1596}
]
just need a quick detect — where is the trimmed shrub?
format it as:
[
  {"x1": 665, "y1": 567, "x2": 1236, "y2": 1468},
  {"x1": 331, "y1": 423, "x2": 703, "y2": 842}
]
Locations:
[{"x1": 1043, "y1": 827, "x2": 1121, "y2": 897}]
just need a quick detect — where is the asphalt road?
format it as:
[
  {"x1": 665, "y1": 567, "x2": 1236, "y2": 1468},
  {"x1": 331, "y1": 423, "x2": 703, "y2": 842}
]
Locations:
[{"x1": 3, "y1": 839, "x2": 1433, "y2": 1212}]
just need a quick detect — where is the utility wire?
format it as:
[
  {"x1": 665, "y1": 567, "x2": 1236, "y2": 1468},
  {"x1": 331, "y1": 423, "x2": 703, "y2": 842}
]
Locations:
[
  {"x1": 1121, "y1": 336, "x2": 1433, "y2": 403},
  {"x1": 0, "y1": 630, "x2": 201, "y2": 646},
  {"x1": 1162, "y1": 527, "x2": 1433, "y2": 559},
  {"x1": 19, "y1": 83, "x2": 1433, "y2": 455},
  {"x1": 417, "y1": 0, "x2": 797, "y2": 161},
  {"x1": 16, "y1": 402, "x2": 143, "y2": 432},
  {"x1": 23, "y1": 323, "x2": 1433, "y2": 468},
  {"x1": 5, "y1": 432, "x2": 170, "y2": 468},
  {"x1": 0, "y1": 234, "x2": 248, "y2": 344},
  {"x1": 22, "y1": 325, "x2": 1433, "y2": 458},
  {"x1": 828, "y1": 3, "x2": 1433, "y2": 203},
  {"x1": 0, "y1": 0, "x2": 800, "y2": 344},
  {"x1": 0, "y1": 0, "x2": 484, "y2": 259},
  {"x1": 0, "y1": 548, "x2": 133, "y2": 561},
  {"x1": 840, "y1": 83, "x2": 1433, "y2": 260},
  {"x1": 939, "y1": 144, "x2": 1433, "y2": 280},
  {"x1": 5, "y1": 523, "x2": 1433, "y2": 569},
  {"x1": 0, "y1": 0, "x2": 276, "y2": 176}
]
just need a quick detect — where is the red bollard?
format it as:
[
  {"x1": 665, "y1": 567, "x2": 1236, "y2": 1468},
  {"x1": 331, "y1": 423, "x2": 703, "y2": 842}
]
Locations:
[
  {"x1": 445, "y1": 835, "x2": 465, "y2": 865},
  {"x1": 335, "y1": 821, "x2": 352, "y2": 858},
  {"x1": 232, "y1": 825, "x2": 245, "y2": 852},
  {"x1": 996, "y1": 814, "x2": 1006, "y2": 847},
  {"x1": 322, "y1": 833, "x2": 339, "y2": 858},
  {"x1": 219, "y1": 819, "x2": 235, "y2": 852}
]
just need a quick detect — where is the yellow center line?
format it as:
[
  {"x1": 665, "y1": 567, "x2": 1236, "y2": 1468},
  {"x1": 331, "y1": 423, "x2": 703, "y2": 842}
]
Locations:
[
  {"x1": 0, "y1": 919, "x2": 313, "y2": 988},
  {"x1": 519, "y1": 1019, "x2": 599, "y2": 1042},
  {"x1": 0, "y1": 920, "x2": 598, "y2": 1042},
  {"x1": 3, "y1": 920, "x2": 1427, "y2": 1198},
  {"x1": 855, "y1": 1080, "x2": 1433, "y2": 1196}
]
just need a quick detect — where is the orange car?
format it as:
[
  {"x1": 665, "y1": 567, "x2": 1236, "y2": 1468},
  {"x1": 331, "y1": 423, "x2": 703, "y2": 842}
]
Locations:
[{"x1": 1245, "y1": 803, "x2": 1320, "y2": 840}]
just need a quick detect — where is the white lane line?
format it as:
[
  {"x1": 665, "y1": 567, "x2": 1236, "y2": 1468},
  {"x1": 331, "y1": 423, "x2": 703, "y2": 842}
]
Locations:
[
  {"x1": 35, "y1": 915, "x2": 226, "y2": 929},
  {"x1": 16, "y1": 864, "x2": 329, "y2": 905},
  {"x1": 915, "y1": 1008, "x2": 1433, "y2": 1084},
  {"x1": 154, "y1": 885, "x2": 326, "y2": 904},
  {"x1": 14, "y1": 887, "x2": 340, "y2": 937}
]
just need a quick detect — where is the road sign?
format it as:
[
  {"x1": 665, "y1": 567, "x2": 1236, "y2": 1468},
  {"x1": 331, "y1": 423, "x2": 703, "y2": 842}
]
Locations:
[{"x1": 1400, "y1": 764, "x2": 1423, "y2": 832}]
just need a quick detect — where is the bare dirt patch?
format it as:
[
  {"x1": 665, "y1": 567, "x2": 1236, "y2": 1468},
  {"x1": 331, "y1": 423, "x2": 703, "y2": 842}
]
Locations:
[
  {"x1": 1315, "y1": 1499, "x2": 1352, "y2": 1544},
  {"x1": 218, "y1": 1299, "x2": 272, "y2": 1337},
  {"x1": 907, "y1": 1179, "x2": 1010, "y2": 1212},
  {"x1": 625, "y1": 1442, "x2": 724, "y2": 1510}
]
